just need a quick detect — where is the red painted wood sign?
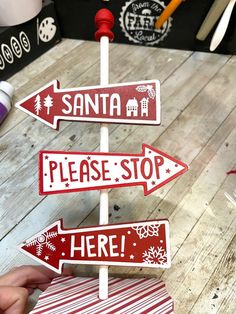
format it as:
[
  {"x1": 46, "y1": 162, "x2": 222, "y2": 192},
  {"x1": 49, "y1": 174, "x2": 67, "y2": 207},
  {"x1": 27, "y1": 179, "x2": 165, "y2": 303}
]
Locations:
[
  {"x1": 39, "y1": 144, "x2": 188, "y2": 196},
  {"x1": 19, "y1": 220, "x2": 170, "y2": 274},
  {"x1": 15, "y1": 80, "x2": 160, "y2": 129}
]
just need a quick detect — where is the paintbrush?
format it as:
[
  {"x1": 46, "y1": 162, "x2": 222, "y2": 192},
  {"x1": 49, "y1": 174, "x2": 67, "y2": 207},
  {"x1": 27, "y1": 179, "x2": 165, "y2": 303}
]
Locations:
[
  {"x1": 228, "y1": 22, "x2": 236, "y2": 53},
  {"x1": 155, "y1": 0, "x2": 185, "y2": 29},
  {"x1": 196, "y1": 0, "x2": 230, "y2": 41},
  {"x1": 210, "y1": 0, "x2": 236, "y2": 51}
]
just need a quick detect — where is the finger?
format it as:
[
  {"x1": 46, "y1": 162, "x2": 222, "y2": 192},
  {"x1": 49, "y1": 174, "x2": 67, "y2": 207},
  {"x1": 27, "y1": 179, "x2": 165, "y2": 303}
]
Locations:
[
  {"x1": 37, "y1": 283, "x2": 52, "y2": 291},
  {"x1": 26, "y1": 267, "x2": 73, "y2": 291},
  {"x1": 0, "y1": 266, "x2": 60, "y2": 287},
  {"x1": 26, "y1": 287, "x2": 34, "y2": 295},
  {"x1": 26, "y1": 282, "x2": 52, "y2": 291},
  {"x1": 0, "y1": 265, "x2": 73, "y2": 290},
  {"x1": 9, "y1": 267, "x2": 18, "y2": 273},
  {"x1": 0, "y1": 286, "x2": 28, "y2": 314}
]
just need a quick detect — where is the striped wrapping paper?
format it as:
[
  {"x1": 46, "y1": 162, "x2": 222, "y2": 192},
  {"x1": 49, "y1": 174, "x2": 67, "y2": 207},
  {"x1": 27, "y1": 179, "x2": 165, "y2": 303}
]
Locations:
[{"x1": 30, "y1": 276, "x2": 174, "y2": 314}]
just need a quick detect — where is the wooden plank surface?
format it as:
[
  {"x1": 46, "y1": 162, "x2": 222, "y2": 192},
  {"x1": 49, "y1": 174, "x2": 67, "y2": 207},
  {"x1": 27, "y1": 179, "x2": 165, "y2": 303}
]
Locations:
[{"x1": 0, "y1": 39, "x2": 235, "y2": 313}]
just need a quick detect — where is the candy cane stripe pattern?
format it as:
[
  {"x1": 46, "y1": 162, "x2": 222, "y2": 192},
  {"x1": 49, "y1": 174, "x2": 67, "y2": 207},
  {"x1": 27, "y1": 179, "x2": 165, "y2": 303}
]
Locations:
[{"x1": 30, "y1": 276, "x2": 174, "y2": 314}]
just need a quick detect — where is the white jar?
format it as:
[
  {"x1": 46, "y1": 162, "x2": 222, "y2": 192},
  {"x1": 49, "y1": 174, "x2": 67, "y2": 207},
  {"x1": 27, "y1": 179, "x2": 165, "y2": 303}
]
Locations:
[
  {"x1": 0, "y1": 0, "x2": 42, "y2": 26},
  {"x1": 0, "y1": 81, "x2": 14, "y2": 124}
]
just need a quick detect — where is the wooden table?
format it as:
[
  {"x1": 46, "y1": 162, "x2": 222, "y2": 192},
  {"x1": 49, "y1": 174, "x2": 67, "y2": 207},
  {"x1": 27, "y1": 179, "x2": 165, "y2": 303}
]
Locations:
[{"x1": 0, "y1": 39, "x2": 235, "y2": 313}]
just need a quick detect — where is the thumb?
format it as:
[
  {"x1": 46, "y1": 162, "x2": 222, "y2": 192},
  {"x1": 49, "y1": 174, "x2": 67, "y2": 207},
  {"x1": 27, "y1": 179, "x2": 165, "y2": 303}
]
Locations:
[{"x1": 0, "y1": 286, "x2": 28, "y2": 314}]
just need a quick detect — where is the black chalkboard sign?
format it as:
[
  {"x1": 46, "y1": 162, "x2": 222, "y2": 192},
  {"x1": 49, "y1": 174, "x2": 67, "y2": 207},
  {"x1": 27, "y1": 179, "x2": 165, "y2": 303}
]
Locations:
[
  {"x1": 54, "y1": 0, "x2": 236, "y2": 54},
  {"x1": 0, "y1": 0, "x2": 61, "y2": 80}
]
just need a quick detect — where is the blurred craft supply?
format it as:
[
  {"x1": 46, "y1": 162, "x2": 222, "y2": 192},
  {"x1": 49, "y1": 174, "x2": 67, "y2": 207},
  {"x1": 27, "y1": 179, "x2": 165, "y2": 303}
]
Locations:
[
  {"x1": 196, "y1": 0, "x2": 230, "y2": 41},
  {"x1": 0, "y1": 0, "x2": 42, "y2": 26},
  {"x1": 224, "y1": 191, "x2": 236, "y2": 208},
  {"x1": 155, "y1": 0, "x2": 185, "y2": 29},
  {"x1": 228, "y1": 22, "x2": 236, "y2": 53},
  {"x1": 210, "y1": 0, "x2": 236, "y2": 51},
  {"x1": 0, "y1": 81, "x2": 14, "y2": 125},
  {"x1": 227, "y1": 169, "x2": 236, "y2": 174}
]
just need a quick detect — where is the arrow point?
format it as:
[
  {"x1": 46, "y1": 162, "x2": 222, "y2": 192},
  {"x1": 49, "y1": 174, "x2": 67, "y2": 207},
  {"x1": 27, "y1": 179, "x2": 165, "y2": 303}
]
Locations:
[
  {"x1": 19, "y1": 243, "x2": 62, "y2": 273},
  {"x1": 16, "y1": 80, "x2": 58, "y2": 108},
  {"x1": 141, "y1": 144, "x2": 188, "y2": 195},
  {"x1": 143, "y1": 143, "x2": 155, "y2": 156},
  {"x1": 15, "y1": 80, "x2": 60, "y2": 129},
  {"x1": 18, "y1": 220, "x2": 63, "y2": 274}
]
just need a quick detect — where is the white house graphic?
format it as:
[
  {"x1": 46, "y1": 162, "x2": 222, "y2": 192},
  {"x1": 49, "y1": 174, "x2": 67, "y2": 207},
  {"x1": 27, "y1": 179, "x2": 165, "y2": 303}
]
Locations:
[
  {"x1": 126, "y1": 98, "x2": 138, "y2": 117},
  {"x1": 140, "y1": 97, "x2": 149, "y2": 116}
]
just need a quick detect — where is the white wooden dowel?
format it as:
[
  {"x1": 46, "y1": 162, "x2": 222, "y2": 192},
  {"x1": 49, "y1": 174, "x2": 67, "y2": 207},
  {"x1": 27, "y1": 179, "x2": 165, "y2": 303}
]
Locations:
[
  {"x1": 95, "y1": 8, "x2": 114, "y2": 300},
  {"x1": 99, "y1": 35, "x2": 109, "y2": 300}
]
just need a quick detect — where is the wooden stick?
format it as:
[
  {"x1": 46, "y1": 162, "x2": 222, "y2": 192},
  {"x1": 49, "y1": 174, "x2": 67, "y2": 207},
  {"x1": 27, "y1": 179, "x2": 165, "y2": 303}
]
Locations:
[
  {"x1": 99, "y1": 35, "x2": 109, "y2": 300},
  {"x1": 155, "y1": 0, "x2": 184, "y2": 29},
  {"x1": 95, "y1": 9, "x2": 114, "y2": 300}
]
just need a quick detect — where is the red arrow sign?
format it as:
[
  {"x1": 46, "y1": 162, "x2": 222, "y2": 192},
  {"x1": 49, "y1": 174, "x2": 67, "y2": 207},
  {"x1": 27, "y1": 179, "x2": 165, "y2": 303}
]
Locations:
[
  {"x1": 19, "y1": 219, "x2": 170, "y2": 273},
  {"x1": 15, "y1": 80, "x2": 160, "y2": 129},
  {"x1": 39, "y1": 144, "x2": 188, "y2": 196}
]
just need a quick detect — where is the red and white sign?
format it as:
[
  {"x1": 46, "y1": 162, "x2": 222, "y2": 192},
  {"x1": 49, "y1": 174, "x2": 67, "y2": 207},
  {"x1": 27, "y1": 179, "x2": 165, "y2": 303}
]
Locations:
[
  {"x1": 15, "y1": 80, "x2": 160, "y2": 129},
  {"x1": 19, "y1": 219, "x2": 170, "y2": 274},
  {"x1": 30, "y1": 276, "x2": 174, "y2": 314},
  {"x1": 39, "y1": 144, "x2": 188, "y2": 196}
]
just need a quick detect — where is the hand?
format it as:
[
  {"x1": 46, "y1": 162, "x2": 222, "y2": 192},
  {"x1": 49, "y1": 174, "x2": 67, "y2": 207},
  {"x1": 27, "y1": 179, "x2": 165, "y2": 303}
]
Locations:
[
  {"x1": 0, "y1": 286, "x2": 28, "y2": 314},
  {"x1": 0, "y1": 265, "x2": 72, "y2": 314}
]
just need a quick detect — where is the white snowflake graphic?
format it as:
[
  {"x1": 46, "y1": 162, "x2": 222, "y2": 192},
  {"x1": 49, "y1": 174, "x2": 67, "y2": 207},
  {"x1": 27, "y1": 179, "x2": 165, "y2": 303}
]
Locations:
[
  {"x1": 143, "y1": 246, "x2": 167, "y2": 265},
  {"x1": 132, "y1": 223, "x2": 160, "y2": 239},
  {"x1": 136, "y1": 85, "x2": 156, "y2": 99},
  {"x1": 26, "y1": 231, "x2": 57, "y2": 256}
]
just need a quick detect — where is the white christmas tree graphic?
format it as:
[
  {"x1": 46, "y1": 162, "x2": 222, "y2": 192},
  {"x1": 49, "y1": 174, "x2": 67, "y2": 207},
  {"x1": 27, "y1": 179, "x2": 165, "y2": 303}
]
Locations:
[
  {"x1": 34, "y1": 94, "x2": 42, "y2": 115},
  {"x1": 43, "y1": 94, "x2": 54, "y2": 115}
]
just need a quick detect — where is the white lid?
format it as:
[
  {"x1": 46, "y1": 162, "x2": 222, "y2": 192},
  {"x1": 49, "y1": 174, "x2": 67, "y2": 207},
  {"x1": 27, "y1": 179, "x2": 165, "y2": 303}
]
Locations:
[
  {"x1": 0, "y1": 81, "x2": 14, "y2": 99},
  {"x1": 0, "y1": 0, "x2": 42, "y2": 26}
]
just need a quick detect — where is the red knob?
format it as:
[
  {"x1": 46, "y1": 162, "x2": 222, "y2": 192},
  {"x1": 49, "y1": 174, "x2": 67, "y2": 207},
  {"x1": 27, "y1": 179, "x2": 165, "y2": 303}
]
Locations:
[{"x1": 95, "y1": 9, "x2": 114, "y2": 42}]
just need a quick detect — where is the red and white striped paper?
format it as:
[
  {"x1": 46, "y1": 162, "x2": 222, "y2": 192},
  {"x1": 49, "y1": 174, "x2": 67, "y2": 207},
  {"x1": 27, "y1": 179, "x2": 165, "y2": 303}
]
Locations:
[{"x1": 30, "y1": 276, "x2": 174, "y2": 314}]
